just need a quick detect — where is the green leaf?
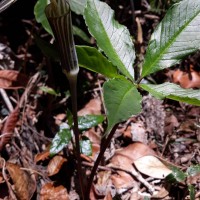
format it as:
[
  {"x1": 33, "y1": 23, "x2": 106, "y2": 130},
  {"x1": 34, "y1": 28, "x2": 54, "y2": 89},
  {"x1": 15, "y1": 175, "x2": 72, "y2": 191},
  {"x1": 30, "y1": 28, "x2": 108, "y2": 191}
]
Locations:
[
  {"x1": 80, "y1": 137, "x2": 92, "y2": 156},
  {"x1": 76, "y1": 46, "x2": 121, "y2": 78},
  {"x1": 73, "y1": 26, "x2": 90, "y2": 43},
  {"x1": 142, "y1": 0, "x2": 200, "y2": 77},
  {"x1": 78, "y1": 115, "x2": 104, "y2": 130},
  {"x1": 187, "y1": 165, "x2": 200, "y2": 176},
  {"x1": 50, "y1": 123, "x2": 72, "y2": 156},
  {"x1": 84, "y1": 0, "x2": 135, "y2": 80},
  {"x1": 40, "y1": 86, "x2": 60, "y2": 96},
  {"x1": 140, "y1": 83, "x2": 200, "y2": 106},
  {"x1": 35, "y1": 37, "x2": 120, "y2": 78},
  {"x1": 34, "y1": 0, "x2": 53, "y2": 35},
  {"x1": 103, "y1": 78, "x2": 142, "y2": 134},
  {"x1": 34, "y1": 35, "x2": 119, "y2": 78},
  {"x1": 166, "y1": 166, "x2": 186, "y2": 183},
  {"x1": 69, "y1": 0, "x2": 86, "y2": 15},
  {"x1": 188, "y1": 185, "x2": 195, "y2": 200}
]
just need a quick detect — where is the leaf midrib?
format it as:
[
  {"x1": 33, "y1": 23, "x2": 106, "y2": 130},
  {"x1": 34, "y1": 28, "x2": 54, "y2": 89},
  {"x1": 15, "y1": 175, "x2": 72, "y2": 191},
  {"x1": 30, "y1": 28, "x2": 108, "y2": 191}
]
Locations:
[
  {"x1": 142, "y1": 3, "x2": 200, "y2": 77},
  {"x1": 89, "y1": 0, "x2": 132, "y2": 79},
  {"x1": 108, "y1": 85, "x2": 132, "y2": 127}
]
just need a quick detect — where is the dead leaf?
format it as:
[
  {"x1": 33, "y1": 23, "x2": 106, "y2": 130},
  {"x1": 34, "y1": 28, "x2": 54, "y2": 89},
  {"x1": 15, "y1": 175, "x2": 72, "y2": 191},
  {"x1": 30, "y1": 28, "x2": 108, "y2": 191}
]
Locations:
[
  {"x1": 6, "y1": 162, "x2": 36, "y2": 200},
  {"x1": 78, "y1": 98, "x2": 102, "y2": 116},
  {"x1": 34, "y1": 149, "x2": 50, "y2": 163},
  {"x1": 111, "y1": 142, "x2": 156, "y2": 165},
  {"x1": 187, "y1": 173, "x2": 200, "y2": 185},
  {"x1": 177, "y1": 119, "x2": 197, "y2": 133},
  {"x1": 164, "y1": 114, "x2": 179, "y2": 134},
  {"x1": 103, "y1": 191, "x2": 112, "y2": 200},
  {"x1": 133, "y1": 155, "x2": 172, "y2": 179},
  {"x1": 108, "y1": 143, "x2": 157, "y2": 192},
  {"x1": 0, "y1": 106, "x2": 19, "y2": 151},
  {"x1": 151, "y1": 187, "x2": 169, "y2": 199},
  {"x1": 172, "y1": 69, "x2": 200, "y2": 88},
  {"x1": 111, "y1": 171, "x2": 137, "y2": 193},
  {"x1": 54, "y1": 113, "x2": 66, "y2": 126},
  {"x1": 136, "y1": 17, "x2": 143, "y2": 44},
  {"x1": 83, "y1": 129, "x2": 101, "y2": 145},
  {"x1": 47, "y1": 155, "x2": 67, "y2": 176},
  {"x1": 0, "y1": 70, "x2": 28, "y2": 89},
  {"x1": 40, "y1": 182, "x2": 69, "y2": 200}
]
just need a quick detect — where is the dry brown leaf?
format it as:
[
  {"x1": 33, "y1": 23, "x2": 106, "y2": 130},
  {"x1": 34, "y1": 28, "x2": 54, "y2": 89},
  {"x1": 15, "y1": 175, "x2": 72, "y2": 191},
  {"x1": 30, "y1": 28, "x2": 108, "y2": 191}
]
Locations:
[
  {"x1": 111, "y1": 142, "x2": 156, "y2": 165},
  {"x1": 78, "y1": 98, "x2": 102, "y2": 116},
  {"x1": 47, "y1": 155, "x2": 67, "y2": 176},
  {"x1": 34, "y1": 149, "x2": 50, "y2": 163},
  {"x1": 177, "y1": 119, "x2": 197, "y2": 133},
  {"x1": 164, "y1": 114, "x2": 179, "y2": 134},
  {"x1": 40, "y1": 182, "x2": 69, "y2": 200},
  {"x1": 172, "y1": 69, "x2": 200, "y2": 88},
  {"x1": 111, "y1": 171, "x2": 137, "y2": 192},
  {"x1": 54, "y1": 113, "x2": 66, "y2": 125},
  {"x1": 133, "y1": 155, "x2": 172, "y2": 179},
  {"x1": 84, "y1": 129, "x2": 101, "y2": 145},
  {"x1": 0, "y1": 172, "x2": 4, "y2": 183},
  {"x1": 6, "y1": 162, "x2": 36, "y2": 200},
  {"x1": 103, "y1": 191, "x2": 112, "y2": 200},
  {"x1": 136, "y1": 17, "x2": 143, "y2": 44},
  {"x1": 151, "y1": 187, "x2": 169, "y2": 199},
  {"x1": 187, "y1": 172, "x2": 200, "y2": 185},
  {"x1": 109, "y1": 143, "x2": 157, "y2": 183},
  {"x1": 0, "y1": 107, "x2": 19, "y2": 151},
  {"x1": 0, "y1": 70, "x2": 28, "y2": 89}
]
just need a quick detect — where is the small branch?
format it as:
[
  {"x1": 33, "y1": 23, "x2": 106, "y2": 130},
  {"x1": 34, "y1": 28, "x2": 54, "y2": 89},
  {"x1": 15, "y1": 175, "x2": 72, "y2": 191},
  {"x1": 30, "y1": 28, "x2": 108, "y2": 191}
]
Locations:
[{"x1": 0, "y1": 88, "x2": 14, "y2": 112}]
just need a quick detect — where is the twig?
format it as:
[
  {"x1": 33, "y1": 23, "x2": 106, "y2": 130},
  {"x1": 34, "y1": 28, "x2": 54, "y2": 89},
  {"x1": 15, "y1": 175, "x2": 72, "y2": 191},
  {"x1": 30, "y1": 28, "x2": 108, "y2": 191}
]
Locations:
[{"x1": 0, "y1": 88, "x2": 14, "y2": 112}]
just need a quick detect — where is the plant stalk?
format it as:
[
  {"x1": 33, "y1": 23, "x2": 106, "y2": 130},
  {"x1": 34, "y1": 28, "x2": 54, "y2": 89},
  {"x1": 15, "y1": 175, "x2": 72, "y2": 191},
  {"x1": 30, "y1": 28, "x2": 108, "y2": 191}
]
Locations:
[
  {"x1": 67, "y1": 74, "x2": 85, "y2": 200},
  {"x1": 85, "y1": 123, "x2": 119, "y2": 199}
]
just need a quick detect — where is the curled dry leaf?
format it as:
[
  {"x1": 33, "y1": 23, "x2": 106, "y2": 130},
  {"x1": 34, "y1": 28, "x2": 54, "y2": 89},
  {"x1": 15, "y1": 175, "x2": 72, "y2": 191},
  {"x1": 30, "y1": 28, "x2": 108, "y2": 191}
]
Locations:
[
  {"x1": 0, "y1": 70, "x2": 29, "y2": 89},
  {"x1": 0, "y1": 106, "x2": 19, "y2": 151},
  {"x1": 47, "y1": 155, "x2": 67, "y2": 176},
  {"x1": 6, "y1": 162, "x2": 36, "y2": 200},
  {"x1": 133, "y1": 155, "x2": 172, "y2": 179},
  {"x1": 34, "y1": 149, "x2": 50, "y2": 163},
  {"x1": 40, "y1": 182, "x2": 69, "y2": 200},
  {"x1": 78, "y1": 98, "x2": 102, "y2": 116},
  {"x1": 172, "y1": 69, "x2": 200, "y2": 88}
]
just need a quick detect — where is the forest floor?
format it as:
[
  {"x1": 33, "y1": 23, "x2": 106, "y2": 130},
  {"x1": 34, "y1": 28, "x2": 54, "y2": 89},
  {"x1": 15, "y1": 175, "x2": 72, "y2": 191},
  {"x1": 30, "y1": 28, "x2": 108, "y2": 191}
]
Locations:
[{"x1": 0, "y1": 0, "x2": 200, "y2": 200}]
